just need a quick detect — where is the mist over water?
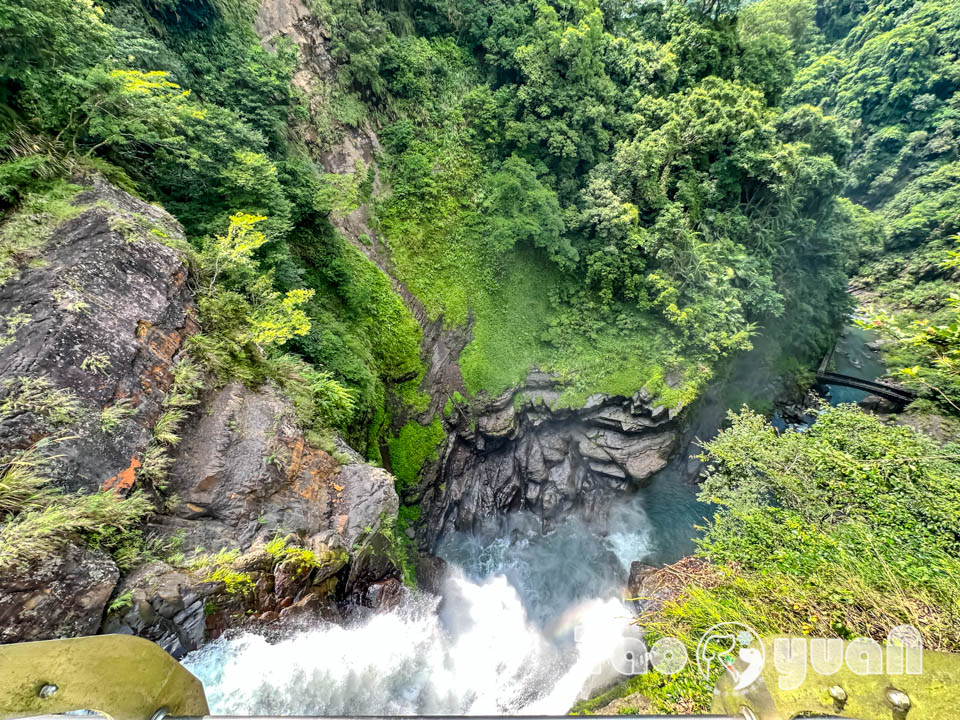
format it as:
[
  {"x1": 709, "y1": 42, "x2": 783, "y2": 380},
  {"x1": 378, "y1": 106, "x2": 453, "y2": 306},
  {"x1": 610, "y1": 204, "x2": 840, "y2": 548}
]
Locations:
[{"x1": 184, "y1": 467, "x2": 708, "y2": 715}]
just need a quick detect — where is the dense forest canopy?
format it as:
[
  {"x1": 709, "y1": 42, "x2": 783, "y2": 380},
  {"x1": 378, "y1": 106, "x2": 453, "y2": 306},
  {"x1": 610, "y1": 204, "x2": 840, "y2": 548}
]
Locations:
[{"x1": 2, "y1": 0, "x2": 870, "y2": 440}]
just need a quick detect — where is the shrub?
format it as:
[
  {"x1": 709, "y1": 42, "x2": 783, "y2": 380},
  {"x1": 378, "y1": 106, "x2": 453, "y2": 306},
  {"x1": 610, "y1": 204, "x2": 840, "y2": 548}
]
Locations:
[
  {"x1": 100, "y1": 398, "x2": 137, "y2": 434},
  {"x1": 386, "y1": 417, "x2": 446, "y2": 489}
]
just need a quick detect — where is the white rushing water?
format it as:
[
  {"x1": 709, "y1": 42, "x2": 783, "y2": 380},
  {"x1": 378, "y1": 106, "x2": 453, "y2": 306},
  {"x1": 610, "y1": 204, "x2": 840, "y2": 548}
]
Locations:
[{"x1": 183, "y1": 490, "x2": 700, "y2": 714}]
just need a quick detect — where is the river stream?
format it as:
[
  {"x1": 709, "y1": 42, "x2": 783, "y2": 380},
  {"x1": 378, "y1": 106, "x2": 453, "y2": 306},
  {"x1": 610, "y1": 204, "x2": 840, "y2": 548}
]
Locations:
[{"x1": 183, "y1": 464, "x2": 709, "y2": 714}]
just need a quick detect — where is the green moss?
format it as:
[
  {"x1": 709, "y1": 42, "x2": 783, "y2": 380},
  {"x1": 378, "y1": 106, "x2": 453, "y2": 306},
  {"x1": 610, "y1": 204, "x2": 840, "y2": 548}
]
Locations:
[
  {"x1": 387, "y1": 233, "x2": 702, "y2": 406},
  {"x1": 387, "y1": 416, "x2": 446, "y2": 489},
  {"x1": 378, "y1": 149, "x2": 703, "y2": 407},
  {"x1": 206, "y1": 566, "x2": 255, "y2": 595},
  {"x1": 0, "y1": 180, "x2": 84, "y2": 285},
  {"x1": 289, "y1": 231, "x2": 428, "y2": 450},
  {"x1": 265, "y1": 535, "x2": 348, "y2": 575}
]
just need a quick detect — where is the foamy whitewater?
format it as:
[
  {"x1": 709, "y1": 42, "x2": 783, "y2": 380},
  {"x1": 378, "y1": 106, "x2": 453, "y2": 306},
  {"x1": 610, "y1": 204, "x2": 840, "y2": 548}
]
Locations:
[{"x1": 184, "y1": 471, "x2": 708, "y2": 714}]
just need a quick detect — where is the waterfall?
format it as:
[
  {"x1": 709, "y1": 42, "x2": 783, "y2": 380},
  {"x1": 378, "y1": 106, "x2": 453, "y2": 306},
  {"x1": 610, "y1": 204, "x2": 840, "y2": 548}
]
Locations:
[{"x1": 184, "y1": 472, "x2": 706, "y2": 714}]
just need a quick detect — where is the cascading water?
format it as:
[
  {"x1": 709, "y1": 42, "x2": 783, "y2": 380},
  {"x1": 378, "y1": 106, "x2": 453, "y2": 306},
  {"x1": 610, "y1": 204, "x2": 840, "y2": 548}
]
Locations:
[{"x1": 183, "y1": 463, "x2": 710, "y2": 714}]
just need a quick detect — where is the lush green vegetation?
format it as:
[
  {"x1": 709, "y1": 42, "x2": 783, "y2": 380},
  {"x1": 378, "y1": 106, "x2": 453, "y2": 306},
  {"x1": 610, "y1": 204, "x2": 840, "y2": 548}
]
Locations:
[
  {"x1": 0, "y1": 0, "x2": 432, "y2": 574},
  {"x1": 387, "y1": 417, "x2": 446, "y2": 490},
  {"x1": 4, "y1": 4, "x2": 960, "y2": 708},
  {"x1": 748, "y1": 0, "x2": 960, "y2": 373},
  {"x1": 360, "y1": 0, "x2": 861, "y2": 402},
  {"x1": 856, "y1": 237, "x2": 960, "y2": 416},
  {"x1": 0, "y1": 0, "x2": 426, "y2": 460},
  {"x1": 567, "y1": 0, "x2": 960, "y2": 711},
  {"x1": 0, "y1": 0, "x2": 873, "y2": 498},
  {"x1": 575, "y1": 404, "x2": 960, "y2": 713}
]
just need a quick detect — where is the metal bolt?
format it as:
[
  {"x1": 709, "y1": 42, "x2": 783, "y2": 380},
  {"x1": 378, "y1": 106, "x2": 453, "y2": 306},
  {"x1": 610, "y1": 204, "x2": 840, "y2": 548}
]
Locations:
[
  {"x1": 38, "y1": 684, "x2": 58, "y2": 699},
  {"x1": 886, "y1": 687, "x2": 912, "y2": 714},
  {"x1": 829, "y1": 684, "x2": 848, "y2": 710}
]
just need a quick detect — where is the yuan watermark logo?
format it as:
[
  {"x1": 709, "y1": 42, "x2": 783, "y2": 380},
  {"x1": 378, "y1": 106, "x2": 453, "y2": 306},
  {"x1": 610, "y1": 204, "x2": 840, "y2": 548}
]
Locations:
[
  {"x1": 581, "y1": 622, "x2": 924, "y2": 691},
  {"x1": 773, "y1": 624, "x2": 922, "y2": 690},
  {"x1": 696, "y1": 622, "x2": 764, "y2": 690}
]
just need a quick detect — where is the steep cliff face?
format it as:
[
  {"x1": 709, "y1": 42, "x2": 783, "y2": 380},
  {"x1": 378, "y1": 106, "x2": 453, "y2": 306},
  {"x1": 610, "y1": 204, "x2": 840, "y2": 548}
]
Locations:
[
  {"x1": 252, "y1": 0, "x2": 472, "y2": 423},
  {"x1": 0, "y1": 175, "x2": 195, "y2": 643},
  {"x1": 0, "y1": 175, "x2": 401, "y2": 649},
  {"x1": 420, "y1": 374, "x2": 681, "y2": 547},
  {"x1": 159, "y1": 379, "x2": 399, "y2": 571},
  {"x1": 0, "y1": 545, "x2": 119, "y2": 644},
  {"x1": 0, "y1": 174, "x2": 194, "y2": 493}
]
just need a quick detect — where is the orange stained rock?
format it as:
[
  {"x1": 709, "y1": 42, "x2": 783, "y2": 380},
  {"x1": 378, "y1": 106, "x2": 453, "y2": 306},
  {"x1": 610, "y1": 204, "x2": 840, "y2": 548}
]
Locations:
[
  {"x1": 102, "y1": 455, "x2": 142, "y2": 492},
  {"x1": 286, "y1": 436, "x2": 306, "y2": 480}
]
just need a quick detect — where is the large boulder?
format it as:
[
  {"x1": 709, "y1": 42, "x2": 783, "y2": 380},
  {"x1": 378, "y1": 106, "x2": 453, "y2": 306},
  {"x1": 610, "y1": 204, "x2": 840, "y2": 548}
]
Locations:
[
  {"x1": 162, "y1": 380, "x2": 399, "y2": 558},
  {"x1": 0, "y1": 174, "x2": 194, "y2": 493},
  {"x1": 0, "y1": 545, "x2": 119, "y2": 643},
  {"x1": 0, "y1": 173, "x2": 406, "y2": 651}
]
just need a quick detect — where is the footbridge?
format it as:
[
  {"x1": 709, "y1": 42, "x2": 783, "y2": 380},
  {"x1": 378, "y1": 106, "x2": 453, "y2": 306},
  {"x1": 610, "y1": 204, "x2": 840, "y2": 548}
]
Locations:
[{"x1": 817, "y1": 347, "x2": 916, "y2": 405}]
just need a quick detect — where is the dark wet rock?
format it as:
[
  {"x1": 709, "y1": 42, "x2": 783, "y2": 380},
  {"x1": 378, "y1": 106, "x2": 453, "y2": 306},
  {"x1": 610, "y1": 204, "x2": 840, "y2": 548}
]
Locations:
[
  {"x1": 258, "y1": 610, "x2": 281, "y2": 624},
  {"x1": 415, "y1": 553, "x2": 448, "y2": 595},
  {"x1": 101, "y1": 561, "x2": 218, "y2": 659},
  {"x1": 254, "y1": 573, "x2": 277, "y2": 612},
  {"x1": 363, "y1": 578, "x2": 406, "y2": 612},
  {"x1": 627, "y1": 561, "x2": 658, "y2": 599},
  {"x1": 274, "y1": 558, "x2": 314, "y2": 600},
  {"x1": 421, "y1": 381, "x2": 679, "y2": 547},
  {"x1": 156, "y1": 380, "x2": 401, "y2": 614},
  {"x1": 859, "y1": 393, "x2": 899, "y2": 413},
  {"x1": 279, "y1": 593, "x2": 321, "y2": 622},
  {"x1": 277, "y1": 582, "x2": 341, "y2": 624},
  {"x1": 0, "y1": 544, "x2": 119, "y2": 643},
  {"x1": 345, "y1": 531, "x2": 401, "y2": 597},
  {"x1": 0, "y1": 174, "x2": 194, "y2": 493}
]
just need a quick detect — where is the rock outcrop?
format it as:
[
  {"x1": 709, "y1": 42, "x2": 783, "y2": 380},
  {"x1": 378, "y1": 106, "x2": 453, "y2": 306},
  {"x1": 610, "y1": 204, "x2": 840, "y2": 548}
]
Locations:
[
  {"x1": 160, "y1": 381, "x2": 399, "y2": 556},
  {"x1": 101, "y1": 561, "x2": 217, "y2": 659},
  {"x1": 0, "y1": 174, "x2": 403, "y2": 649},
  {"x1": 0, "y1": 545, "x2": 119, "y2": 643},
  {"x1": 0, "y1": 174, "x2": 194, "y2": 493},
  {"x1": 254, "y1": 0, "x2": 381, "y2": 180},
  {"x1": 420, "y1": 374, "x2": 680, "y2": 547}
]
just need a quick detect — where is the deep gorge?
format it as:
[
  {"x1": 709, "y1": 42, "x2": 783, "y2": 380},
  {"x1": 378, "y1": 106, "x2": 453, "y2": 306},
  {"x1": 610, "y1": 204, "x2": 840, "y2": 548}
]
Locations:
[{"x1": 2, "y1": 0, "x2": 960, "y2": 714}]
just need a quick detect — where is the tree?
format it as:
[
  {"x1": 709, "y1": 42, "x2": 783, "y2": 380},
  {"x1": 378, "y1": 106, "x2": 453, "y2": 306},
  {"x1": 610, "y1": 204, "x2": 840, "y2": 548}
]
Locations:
[
  {"x1": 197, "y1": 214, "x2": 314, "y2": 350},
  {"x1": 199, "y1": 212, "x2": 270, "y2": 292},
  {"x1": 0, "y1": 0, "x2": 111, "y2": 127},
  {"x1": 479, "y1": 155, "x2": 573, "y2": 265},
  {"x1": 860, "y1": 237, "x2": 960, "y2": 414},
  {"x1": 76, "y1": 69, "x2": 200, "y2": 158}
]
